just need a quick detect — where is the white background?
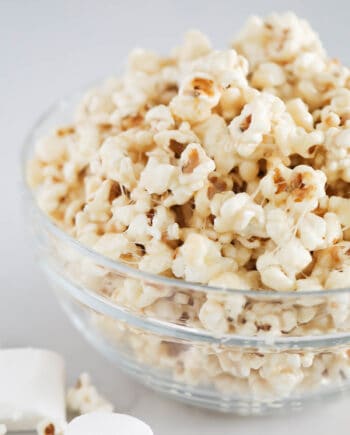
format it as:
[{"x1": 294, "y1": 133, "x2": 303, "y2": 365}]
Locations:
[{"x1": 1, "y1": 1, "x2": 350, "y2": 433}]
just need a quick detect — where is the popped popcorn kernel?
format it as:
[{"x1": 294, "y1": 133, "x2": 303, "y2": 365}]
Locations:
[{"x1": 67, "y1": 373, "x2": 114, "y2": 416}]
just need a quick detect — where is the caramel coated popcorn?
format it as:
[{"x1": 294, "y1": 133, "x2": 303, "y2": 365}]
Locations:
[
  {"x1": 29, "y1": 12, "x2": 350, "y2": 296},
  {"x1": 27, "y1": 12, "x2": 350, "y2": 401}
]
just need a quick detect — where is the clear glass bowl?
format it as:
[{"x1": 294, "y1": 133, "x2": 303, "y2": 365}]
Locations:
[{"x1": 22, "y1": 91, "x2": 350, "y2": 415}]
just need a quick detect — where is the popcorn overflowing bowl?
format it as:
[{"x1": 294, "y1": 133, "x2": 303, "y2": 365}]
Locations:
[{"x1": 23, "y1": 12, "x2": 350, "y2": 414}]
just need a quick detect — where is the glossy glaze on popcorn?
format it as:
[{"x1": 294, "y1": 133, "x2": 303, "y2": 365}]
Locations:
[{"x1": 26, "y1": 12, "x2": 350, "y2": 408}]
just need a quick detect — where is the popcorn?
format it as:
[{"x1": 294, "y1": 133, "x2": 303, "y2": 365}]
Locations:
[
  {"x1": 234, "y1": 12, "x2": 324, "y2": 67},
  {"x1": 194, "y1": 115, "x2": 238, "y2": 174},
  {"x1": 98, "y1": 138, "x2": 139, "y2": 190},
  {"x1": 66, "y1": 373, "x2": 114, "y2": 416},
  {"x1": 139, "y1": 157, "x2": 176, "y2": 195},
  {"x1": 329, "y1": 196, "x2": 350, "y2": 226},
  {"x1": 229, "y1": 92, "x2": 287, "y2": 158},
  {"x1": 93, "y1": 233, "x2": 133, "y2": 260},
  {"x1": 127, "y1": 49, "x2": 162, "y2": 74},
  {"x1": 286, "y1": 98, "x2": 314, "y2": 131},
  {"x1": 199, "y1": 305, "x2": 231, "y2": 335},
  {"x1": 165, "y1": 143, "x2": 215, "y2": 206},
  {"x1": 265, "y1": 208, "x2": 293, "y2": 245},
  {"x1": 112, "y1": 278, "x2": 173, "y2": 310},
  {"x1": 36, "y1": 419, "x2": 65, "y2": 435},
  {"x1": 145, "y1": 105, "x2": 175, "y2": 131},
  {"x1": 170, "y1": 94, "x2": 213, "y2": 123},
  {"x1": 199, "y1": 274, "x2": 247, "y2": 333},
  {"x1": 191, "y1": 49, "x2": 249, "y2": 89},
  {"x1": 251, "y1": 62, "x2": 286, "y2": 89},
  {"x1": 179, "y1": 72, "x2": 221, "y2": 107},
  {"x1": 214, "y1": 192, "x2": 265, "y2": 237},
  {"x1": 233, "y1": 12, "x2": 350, "y2": 112},
  {"x1": 35, "y1": 134, "x2": 67, "y2": 164},
  {"x1": 138, "y1": 239, "x2": 174, "y2": 274},
  {"x1": 298, "y1": 212, "x2": 327, "y2": 250},
  {"x1": 325, "y1": 267, "x2": 350, "y2": 290},
  {"x1": 260, "y1": 164, "x2": 326, "y2": 213},
  {"x1": 172, "y1": 233, "x2": 235, "y2": 283},
  {"x1": 259, "y1": 353, "x2": 304, "y2": 396},
  {"x1": 27, "y1": 13, "x2": 350, "y2": 404},
  {"x1": 257, "y1": 237, "x2": 312, "y2": 291}
]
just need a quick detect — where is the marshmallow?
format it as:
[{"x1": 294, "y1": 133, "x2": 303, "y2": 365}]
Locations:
[
  {"x1": 0, "y1": 348, "x2": 66, "y2": 431},
  {"x1": 65, "y1": 412, "x2": 153, "y2": 435},
  {"x1": 0, "y1": 424, "x2": 6, "y2": 435}
]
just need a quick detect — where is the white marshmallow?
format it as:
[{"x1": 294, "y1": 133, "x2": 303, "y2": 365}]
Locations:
[
  {"x1": 65, "y1": 412, "x2": 153, "y2": 435},
  {"x1": 0, "y1": 348, "x2": 65, "y2": 431}
]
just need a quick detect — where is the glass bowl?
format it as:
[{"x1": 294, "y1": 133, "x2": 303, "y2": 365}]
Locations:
[{"x1": 22, "y1": 90, "x2": 350, "y2": 415}]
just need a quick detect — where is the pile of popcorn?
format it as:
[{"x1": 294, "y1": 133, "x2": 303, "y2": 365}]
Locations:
[
  {"x1": 27, "y1": 12, "x2": 350, "y2": 401},
  {"x1": 29, "y1": 12, "x2": 350, "y2": 296}
]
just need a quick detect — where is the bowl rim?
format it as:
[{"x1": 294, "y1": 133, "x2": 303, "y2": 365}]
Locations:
[{"x1": 21, "y1": 86, "x2": 350, "y2": 299}]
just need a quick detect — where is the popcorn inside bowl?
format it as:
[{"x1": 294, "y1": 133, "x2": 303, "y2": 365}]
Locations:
[
  {"x1": 26, "y1": 11, "x2": 350, "y2": 408},
  {"x1": 28, "y1": 12, "x2": 350, "y2": 296}
]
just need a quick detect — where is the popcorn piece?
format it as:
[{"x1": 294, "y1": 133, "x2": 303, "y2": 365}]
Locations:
[
  {"x1": 265, "y1": 208, "x2": 293, "y2": 245},
  {"x1": 261, "y1": 164, "x2": 326, "y2": 213},
  {"x1": 229, "y1": 92, "x2": 287, "y2": 158},
  {"x1": 65, "y1": 412, "x2": 153, "y2": 435},
  {"x1": 259, "y1": 353, "x2": 303, "y2": 396},
  {"x1": 214, "y1": 192, "x2": 265, "y2": 237},
  {"x1": 66, "y1": 373, "x2": 114, "y2": 416},
  {"x1": 163, "y1": 143, "x2": 215, "y2": 206},
  {"x1": 145, "y1": 105, "x2": 175, "y2": 131},
  {"x1": 37, "y1": 419, "x2": 65, "y2": 435},
  {"x1": 195, "y1": 114, "x2": 239, "y2": 174},
  {"x1": 138, "y1": 240, "x2": 174, "y2": 274},
  {"x1": 172, "y1": 233, "x2": 235, "y2": 283},
  {"x1": 325, "y1": 268, "x2": 350, "y2": 290},
  {"x1": 286, "y1": 98, "x2": 314, "y2": 131},
  {"x1": 257, "y1": 238, "x2": 312, "y2": 291},
  {"x1": 139, "y1": 156, "x2": 176, "y2": 195},
  {"x1": 233, "y1": 12, "x2": 328, "y2": 110},
  {"x1": 329, "y1": 196, "x2": 350, "y2": 226},
  {"x1": 127, "y1": 49, "x2": 162, "y2": 74},
  {"x1": 93, "y1": 233, "x2": 133, "y2": 260},
  {"x1": 179, "y1": 72, "x2": 221, "y2": 107},
  {"x1": 198, "y1": 298, "x2": 229, "y2": 334},
  {"x1": 0, "y1": 349, "x2": 65, "y2": 431},
  {"x1": 199, "y1": 273, "x2": 247, "y2": 333},
  {"x1": 113, "y1": 278, "x2": 173, "y2": 310},
  {"x1": 234, "y1": 12, "x2": 324, "y2": 67},
  {"x1": 251, "y1": 62, "x2": 285, "y2": 88},
  {"x1": 192, "y1": 49, "x2": 249, "y2": 89},
  {"x1": 293, "y1": 166, "x2": 326, "y2": 209},
  {"x1": 98, "y1": 138, "x2": 139, "y2": 190},
  {"x1": 298, "y1": 213, "x2": 327, "y2": 250},
  {"x1": 170, "y1": 94, "x2": 213, "y2": 123}
]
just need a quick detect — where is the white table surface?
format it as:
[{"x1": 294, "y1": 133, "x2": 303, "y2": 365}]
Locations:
[{"x1": 1, "y1": 0, "x2": 350, "y2": 433}]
